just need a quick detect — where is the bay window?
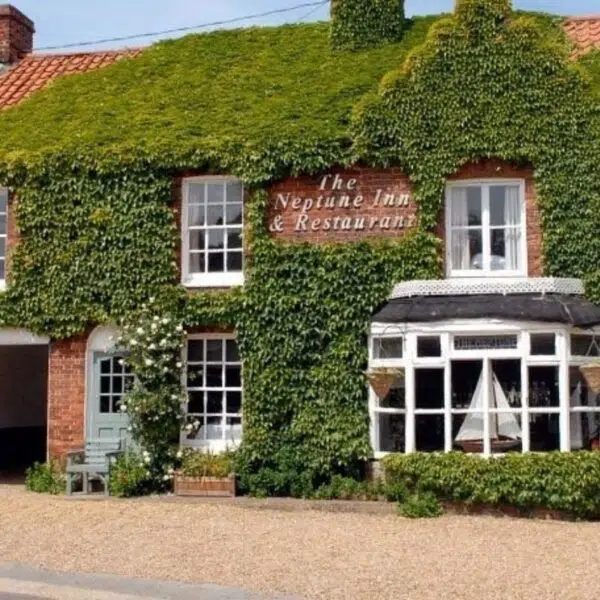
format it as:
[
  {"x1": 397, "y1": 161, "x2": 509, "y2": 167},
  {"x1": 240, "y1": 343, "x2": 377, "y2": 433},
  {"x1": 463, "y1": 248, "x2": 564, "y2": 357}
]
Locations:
[
  {"x1": 446, "y1": 181, "x2": 526, "y2": 277},
  {"x1": 370, "y1": 324, "x2": 600, "y2": 457},
  {"x1": 182, "y1": 177, "x2": 243, "y2": 288}
]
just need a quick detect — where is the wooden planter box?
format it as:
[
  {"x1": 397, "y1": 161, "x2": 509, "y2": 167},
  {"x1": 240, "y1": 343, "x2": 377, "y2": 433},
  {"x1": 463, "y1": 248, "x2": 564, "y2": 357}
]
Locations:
[{"x1": 174, "y1": 473, "x2": 236, "y2": 497}]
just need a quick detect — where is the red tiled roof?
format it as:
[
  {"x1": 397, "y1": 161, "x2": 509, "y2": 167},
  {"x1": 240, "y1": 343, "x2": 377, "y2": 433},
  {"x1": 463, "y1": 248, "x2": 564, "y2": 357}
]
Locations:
[
  {"x1": 0, "y1": 49, "x2": 139, "y2": 108},
  {"x1": 564, "y1": 17, "x2": 600, "y2": 57}
]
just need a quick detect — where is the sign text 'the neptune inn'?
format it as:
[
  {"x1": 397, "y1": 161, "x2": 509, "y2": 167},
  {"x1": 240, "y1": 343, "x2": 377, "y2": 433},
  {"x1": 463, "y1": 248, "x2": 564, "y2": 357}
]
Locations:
[{"x1": 269, "y1": 173, "x2": 417, "y2": 235}]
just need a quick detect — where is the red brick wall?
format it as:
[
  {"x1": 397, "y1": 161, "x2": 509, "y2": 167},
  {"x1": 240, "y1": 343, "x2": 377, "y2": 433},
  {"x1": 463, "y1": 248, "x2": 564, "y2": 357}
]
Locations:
[
  {"x1": 0, "y1": 5, "x2": 34, "y2": 65},
  {"x1": 268, "y1": 168, "x2": 417, "y2": 243},
  {"x1": 47, "y1": 334, "x2": 87, "y2": 459},
  {"x1": 446, "y1": 159, "x2": 543, "y2": 277}
]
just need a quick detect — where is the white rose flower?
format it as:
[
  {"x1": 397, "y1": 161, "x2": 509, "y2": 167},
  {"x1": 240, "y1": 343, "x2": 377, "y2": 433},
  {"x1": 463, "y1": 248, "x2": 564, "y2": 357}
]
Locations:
[
  {"x1": 176, "y1": 362, "x2": 182, "y2": 368},
  {"x1": 120, "y1": 404, "x2": 127, "y2": 412},
  {"x1": 176, "y1": 324, "x2": 183, "y2": 332},
  {"x1": 149, "y1": 343, "x2": 156, "y2": 350},
  {"x1": 145, "y1": 358, "x2": 154, "y2": 366},
  {"x1": 130, "y1": 339, "x2": 138, "y2": 346},
  {"x1": 136, "y1": 327, "x2": 144, "y2": 335},
  {"x1": 193, "y1": 419, "x2": 200, "y2": 428},
  {"x1": 162, "y1": 318, "x2": 170, "y2": 325},
  {"x1": 176, "y1": 450, "x2": 183, "y2": 459}
]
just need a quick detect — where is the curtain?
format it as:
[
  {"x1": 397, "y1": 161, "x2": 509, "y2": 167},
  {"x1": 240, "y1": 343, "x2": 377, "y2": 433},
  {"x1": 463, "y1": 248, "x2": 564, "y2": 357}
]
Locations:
[
  {"x1": 450, "y1": 187, "x2": 469, "y2": 270},
  {"x1": 504, "y1": 186, "x2": 520, "y2": 271}
]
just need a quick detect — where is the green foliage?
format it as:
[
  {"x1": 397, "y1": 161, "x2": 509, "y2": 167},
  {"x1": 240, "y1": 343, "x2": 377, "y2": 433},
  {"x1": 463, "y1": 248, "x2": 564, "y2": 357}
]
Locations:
[
  {"x1": 331, "y1": 0, "x2": 405, "y2": 51},
  {"x1": 24, "y1": 461, "x2": 65, "y2": 495},
  {"x1": 118, "y1": 298, "x2": 186, "y2": 488},
  {"x1": 382, "y1": 452, "x2": 600, "y2": 519},
  {"x1": 179, "y1": 448, "x2": 235, "y2": 478},
  {"x1": 0, "y1": 19, "x2": 439, "y2": 181},
  {"x1": 398, "y1": 492, "x2": 443, "y2": 518},
  {"x1": 108, "y1": 452, "x2": 152, "y2": 497}
]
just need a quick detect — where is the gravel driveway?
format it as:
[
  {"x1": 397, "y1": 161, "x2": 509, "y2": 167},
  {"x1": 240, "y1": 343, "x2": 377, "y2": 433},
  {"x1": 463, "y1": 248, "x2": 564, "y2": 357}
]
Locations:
[{"x1": 0, "y1": 483, "x2": 599, "y2": 600}]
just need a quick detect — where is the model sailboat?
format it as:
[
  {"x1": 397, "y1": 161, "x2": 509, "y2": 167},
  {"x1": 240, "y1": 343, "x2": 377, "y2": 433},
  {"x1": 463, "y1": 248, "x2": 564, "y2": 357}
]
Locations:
[{"x1": 455, "y1": 370, "x2": 522, "y2": 453}]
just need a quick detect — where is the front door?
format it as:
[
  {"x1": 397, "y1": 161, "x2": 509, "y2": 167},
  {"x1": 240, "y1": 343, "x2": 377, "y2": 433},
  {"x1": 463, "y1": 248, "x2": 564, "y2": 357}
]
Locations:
[{"x1": 87, "y1": 352, "x2": 133, "y2": 444}]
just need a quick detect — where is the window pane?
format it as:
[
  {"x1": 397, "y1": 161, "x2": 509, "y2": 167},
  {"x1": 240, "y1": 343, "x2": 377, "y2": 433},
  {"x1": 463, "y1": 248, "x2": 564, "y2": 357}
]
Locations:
[
  {"x1": 378, "y1": 413, "x2": 405, "y2": 452},
  {"x1": 100, "y1": 376, "x2": 111, "y2": 394},
  {"x1": 380, "y1": 382, "x2": 405, "y2": 409},
  {"x1": 373, "y1": 337, "x2": 402, "y2": 359},
  {"x1": 226, "y1": 391, "x2": 242, "y2": 414},
  {"x1": 490, "y1": 185, "x2": 520, "y2": 226},
  {"x1": 226, "y1": 204, "x2": 243, "y2": 225},
  {"x1": 417, "y1": 336, "x2": 441, "y2": 357},
  {"x1": 529, "y1": 366, "x2": 559, "y2": 409},
  {"x1": 99, "y1": 396, "x2": 111, "y2": 414},
  {"x1": 187, "y1": 183, "x2": 204, "y2": 205},
  {"x1": 451, "y1": 228, "x2": 482, "y2": 271},
  {"x1": 453, "y1": 412, "x2": 484, "y2": 452},
  {"x1": 206, "y1": 365, "x2": 223, "y2": 388},
  {"x1": 415, "y1": 368, "x2": 444, "y2": 410},
  {"x1": 206, "y1": 417, "x2": 223, "y2": 440},
  {"x1": 451, "y1": 360, "x2": 482, "y2": 410},
  {"x1": 206, "y1": 340, "x2": 222, "y2": 362},
  {"x1": 570, "y1": 367, "x2": 600, "y2": 450},
  {"x1": 189, "y1": 230, "x2": 204, "y2": 251},
  {"x1": 113, "y1": 377, "x2": 123, "y2": 394},
  {"x1": 207, "y1": 230, "x2": 224, "y2": 250},
  {"x1": 208, "y1": 253, "x2": 224, "y2": 273},
  {"x1": 207, "y1": 183, "x2": 224, "y2": 204},
  {"x1": 187, "y1": 391, "x2": 204, "y2": 413},
  {"x1": 187, "y1": 340, "x2": 204, "y2": 362},
  {"x1": 227, "y1": 251, "x2": 243, "y2": 272},
  {"x1": 0, "y1": 259, "x2": 4, "y2": 280},
  {"x1": 186, "y1": 364, "x2": 203, "y2": 386},
  {"x1": 228, "y1": 228, "x2": 243, "y2": 249},
  {"x1": 226, "y1": 340, "x2": 239, "y2": 362},
  {"x1": 226, "y1": 181, "x2": 243, "y2": 203},
  {"x1": 530, "y1": 333, "x2": 556, "y2": 356},
  {"x1": 206, "y1": 391, "x2": 223, "y2": 414},
  {"x1": 416, "y1": 414, "x2": 444, "y2": 451},
  {"x1": 188, "y1": 204, "x2": 204, "y2": 227},
  {"x1": 206, "y1": 205, "x2": 224, "y2": 226},
  {"x1": 451, "y1": 186, "x2": 481, "y2": 226},
  {"x1": 0, "y1": 214, "x2": 6, "y2": 235},
  {"x1": 491, "y1": 359, "x2": 522, "y2": 409},
  {"x1": 226, "y1": 365, "x2": 242, "y2": 388},
  {"x1": 189, "y1": 253, "x2": 204, "y2": 274},
  {"x1": 571, "y1": 335, "x2": 600, "y2": 357}
]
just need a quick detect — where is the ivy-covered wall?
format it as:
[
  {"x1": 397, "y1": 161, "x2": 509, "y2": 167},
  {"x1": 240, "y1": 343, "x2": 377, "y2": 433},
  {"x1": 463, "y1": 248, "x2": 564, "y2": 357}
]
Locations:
[{"x1": 0, "y1": 0, "x2": 599, "y2": 493}]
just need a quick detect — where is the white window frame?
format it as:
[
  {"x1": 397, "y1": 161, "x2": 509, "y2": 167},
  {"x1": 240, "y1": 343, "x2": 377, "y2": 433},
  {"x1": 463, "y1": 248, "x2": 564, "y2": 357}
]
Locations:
[
  {"x1": 0, "y1": 188, "x2": 7, "y2": 290},
  {"x1": 181, "y1": 176, "x2": 244, "y2": 288},
  {"x1": 445, "y1": 179, "x2": 527, "y2": 279},
  {"x1": 181, "y1": 333, "x2": 242, "y2": 453},
  {"x1": 370, "y1": 320, "x2": 600, "y2": 459}
]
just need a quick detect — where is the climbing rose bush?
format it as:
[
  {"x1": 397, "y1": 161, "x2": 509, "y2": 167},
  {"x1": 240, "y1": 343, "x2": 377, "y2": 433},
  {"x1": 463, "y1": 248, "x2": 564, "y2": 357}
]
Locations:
[{"x1": 118, "y1": 298, "x2": 187, "y2": 490}]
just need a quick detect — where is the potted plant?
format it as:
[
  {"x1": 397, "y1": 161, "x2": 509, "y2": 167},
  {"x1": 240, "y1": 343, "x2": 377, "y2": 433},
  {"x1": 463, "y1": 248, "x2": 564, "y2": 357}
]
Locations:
[
  {"x1": 365, "y1": 367, "x2": 405, "y2": 399},
  {"x1": 174, "y1": 448, "x2": 236, "y2": 497}
]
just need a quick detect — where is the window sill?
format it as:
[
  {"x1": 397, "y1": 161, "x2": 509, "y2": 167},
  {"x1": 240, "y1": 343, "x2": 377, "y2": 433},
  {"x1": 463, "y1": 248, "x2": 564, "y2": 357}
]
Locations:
[
  {"x1": 183, "y1": 272, "x2": 244, "y2": 289},
  {"x1": 180, "y1": 437, "x2": 241, "y2": 453}
]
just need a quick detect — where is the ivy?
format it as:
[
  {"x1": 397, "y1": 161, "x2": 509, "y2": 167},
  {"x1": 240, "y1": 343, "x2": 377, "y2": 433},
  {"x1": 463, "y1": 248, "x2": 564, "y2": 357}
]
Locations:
[
  {"x1": 331, "y1": 0, "x2": 405, "y2": 51},
  {"x1": 0, "y1": 0, "x2": 598, "y2": 493}
]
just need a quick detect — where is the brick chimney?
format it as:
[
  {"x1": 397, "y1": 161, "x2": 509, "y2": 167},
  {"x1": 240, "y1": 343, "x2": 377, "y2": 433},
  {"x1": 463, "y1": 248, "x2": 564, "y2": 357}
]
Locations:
[{"x1": 0, "y1": 5, "x2": 34, "y2": 65}]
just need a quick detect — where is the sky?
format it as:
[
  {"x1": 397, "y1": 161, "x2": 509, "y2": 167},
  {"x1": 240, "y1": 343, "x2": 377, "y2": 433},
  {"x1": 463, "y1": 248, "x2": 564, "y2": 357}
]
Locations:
[{"x1": 11, "y1": 0, "x2": 600, "y2": 53}]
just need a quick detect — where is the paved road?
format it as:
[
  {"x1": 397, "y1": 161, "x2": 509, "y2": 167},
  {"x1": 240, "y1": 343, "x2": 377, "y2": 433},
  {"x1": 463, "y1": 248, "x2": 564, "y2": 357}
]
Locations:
[{"x1": 0, "y1": 563, "x2": 299, "y2": 600}]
